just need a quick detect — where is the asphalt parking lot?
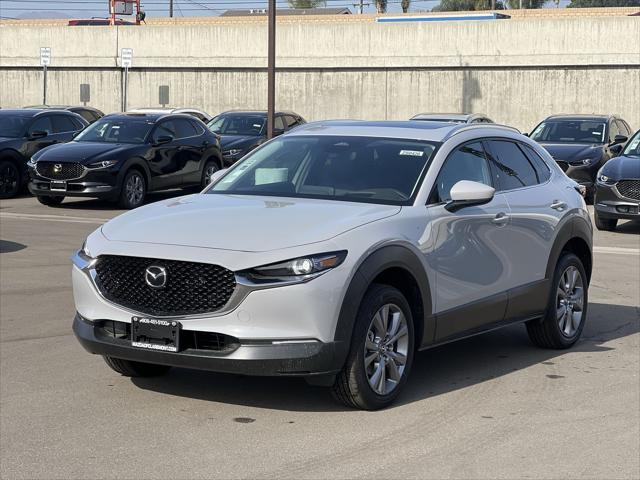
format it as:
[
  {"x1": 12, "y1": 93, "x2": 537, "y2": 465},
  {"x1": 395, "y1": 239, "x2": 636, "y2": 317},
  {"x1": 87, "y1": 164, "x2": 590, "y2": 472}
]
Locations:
[{"x1": 1, "y1": 194, "x2": 639, "y2": 480}]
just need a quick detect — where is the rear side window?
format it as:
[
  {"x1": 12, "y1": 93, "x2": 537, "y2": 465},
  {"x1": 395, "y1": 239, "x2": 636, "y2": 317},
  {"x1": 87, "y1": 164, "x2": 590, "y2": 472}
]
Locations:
[
  {"x1": 74, "y1": 109, "x2": 96, "y2": 123},
  {"x1": 521, "y1": 144, "x2": 551, "y2": 183},
  {"x1": 430, "y1": 141, "x2": 492, "y2": 204},
  {"x1": 52, "y1": 115, "x2": 80, "y2": 133},
  {"x1": 190, "y1": 120, "x2": 206, "y2": 136},
  {"x1": 285, "y1": 115, "x2": 299, "y2": 129},
  {"x1": 486, "y1": 140, "x2": 538, "y2": 191},
  {"x1": 172, "y1": 119, "x2": 198, "y2": 139}
]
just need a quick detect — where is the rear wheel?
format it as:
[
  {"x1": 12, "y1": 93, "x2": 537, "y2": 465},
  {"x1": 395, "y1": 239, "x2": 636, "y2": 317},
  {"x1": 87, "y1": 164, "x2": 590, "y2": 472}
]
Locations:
[
  {"x1": 0, "y1": 160, "x2": 21, "y2": 199},
  {"x1": 332, "y1": 284, "x2": 414, "y2": 410},
  {"x1": 527, "y1": 252, "x2": 588, "y2": 349},
  {"x1": 201, "y1": 161, "x2": 219, "y2": 189},
  {"x1": 37, "y1": 195, "x2": 64, "y2": 206},
  {"x1": 594, "y1": 210, "x2": 617, "y2": 231},
  {"x1": 118, "y1": 169, "x2": 146, "y2": 209},
  {"x1": 103, "y1": 356, "x2": 171, "y2": 377}
]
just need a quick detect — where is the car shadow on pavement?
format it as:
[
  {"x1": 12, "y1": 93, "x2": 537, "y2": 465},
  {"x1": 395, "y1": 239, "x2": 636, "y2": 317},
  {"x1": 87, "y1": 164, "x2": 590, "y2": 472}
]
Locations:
[
  {"x1": 0, "y1": 240, "x2": 27, "y2": 253},
  {"x1": 614, "y1": 221, "x2": 640, "y2": 235},
  {"x1": 45, "y1": 190, "x2": 189, "y2": 211},
  {"x1": 131, "y1": 302, "x2": 639, "y2": 412}
]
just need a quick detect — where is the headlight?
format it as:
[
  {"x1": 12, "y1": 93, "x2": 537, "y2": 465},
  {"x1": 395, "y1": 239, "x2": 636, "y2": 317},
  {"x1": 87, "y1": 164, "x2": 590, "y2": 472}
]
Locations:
[
  {"x1": 580, "y1": 157, "x2": 598, "y2": 166},
  {"x1": 87, "y1": 160, "x2": 118, "y2": 169},
  {"x1": 223, "y1": 149, "x2": 244, "y2": 157},
  {"x1": 241, "y1": 251, "x2": 347, "y2": 284},
  {"x1": 27, "y1": 158, "x2": 37, "y2": 168},
  {"x1": 597, "y1": 173, "x2": 616, "y2": 185}
]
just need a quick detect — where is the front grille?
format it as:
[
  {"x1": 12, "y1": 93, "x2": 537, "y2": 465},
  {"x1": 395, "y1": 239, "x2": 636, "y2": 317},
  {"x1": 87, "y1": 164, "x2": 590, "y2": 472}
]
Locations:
[
  {"x1": 96, "y1": 320, "x2": 239, "y2": 352},
  {"x1": 36, "y1": 161, "x2": 84, "y2": 180},
  {"x1": 94, "y1": 255, "x2": 237, "y2": 316},
  {"x1": 616, "y1": 179, "x2": 640, "y2": 200}
]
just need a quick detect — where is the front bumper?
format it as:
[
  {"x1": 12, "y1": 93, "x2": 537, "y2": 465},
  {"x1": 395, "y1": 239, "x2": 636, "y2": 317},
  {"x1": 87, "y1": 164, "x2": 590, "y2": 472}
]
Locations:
[
  {"x1": 73, "y1": 313, "x2": 344, "y2": 376},
  {"x1": 28, "y1": 166, "x2": 120, "y2": 199},
  {"x1": 595, "y1": 183, "x2": 640, "y2": 220}
]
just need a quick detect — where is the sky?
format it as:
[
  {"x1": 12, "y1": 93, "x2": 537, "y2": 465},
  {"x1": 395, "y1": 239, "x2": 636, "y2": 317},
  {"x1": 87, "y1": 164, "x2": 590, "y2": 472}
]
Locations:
[{"x1": 0, "y1": 0, "x2": 570, "y2": 20}]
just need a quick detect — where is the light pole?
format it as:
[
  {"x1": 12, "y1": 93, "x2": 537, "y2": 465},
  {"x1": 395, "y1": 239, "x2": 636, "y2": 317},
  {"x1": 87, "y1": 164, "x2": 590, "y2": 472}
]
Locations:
[{"x1": 267, "y1": 0, "x2": 276, "y2": 139}]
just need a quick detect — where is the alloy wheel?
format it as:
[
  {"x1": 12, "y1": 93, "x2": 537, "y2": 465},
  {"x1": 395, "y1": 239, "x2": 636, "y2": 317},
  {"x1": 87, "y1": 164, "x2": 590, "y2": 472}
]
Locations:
[
  {"x1": 203, "y1": 164, "x2": 218, "y2": 186},
  {"x1": 0, "y1": 163, "x2": 19, "y2": 196},
  {"x1": 125, "y1": 173, "x2": 144, "y2": 206},
  {"x1": 556, "y1": 265, "x2": 584, "y2": 337},
  {"x1": 364, "y1": 303, "x2": 409, "y2": 395}
]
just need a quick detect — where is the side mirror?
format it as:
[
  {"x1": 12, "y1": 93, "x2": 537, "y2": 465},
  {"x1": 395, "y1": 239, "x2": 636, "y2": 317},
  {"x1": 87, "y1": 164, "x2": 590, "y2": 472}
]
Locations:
[
  {"x1": 611, "y1": 134, "x2": 628, "y2": 145},
  {"x1": 209, "y1": 168, "x2": 228, "y2": 184},
  {"x1": 445, "y1": 180, "x2": 495, "y2": 212},
  {"x1": 154, "y1": 135, "x2": 173, "y2": 146},
  {"x1": 29, "y1": 130, "x2": 48, "y2": 139}
]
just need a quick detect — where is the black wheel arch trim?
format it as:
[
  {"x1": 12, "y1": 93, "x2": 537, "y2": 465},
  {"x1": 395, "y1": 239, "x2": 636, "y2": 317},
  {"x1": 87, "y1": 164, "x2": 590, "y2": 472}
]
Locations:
[
  {"x1": 545, "y1": 214, "x2": 593, "y2": 285},
  {"x1": 118, "y1": 157, "x2": 151, "y2": 190},
  {"x1": 333, "y1": 244, "x2": 435, "y2": 365}
]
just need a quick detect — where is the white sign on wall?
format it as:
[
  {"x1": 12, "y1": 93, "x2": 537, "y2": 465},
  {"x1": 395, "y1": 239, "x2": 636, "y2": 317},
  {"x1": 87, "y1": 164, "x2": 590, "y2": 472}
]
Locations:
[
  {"x1": 40, "y1": 47, "x2": 51, "y2": 66},
  {"x1": 121, "y1": 48, "x2": 133, "y2": 68}
]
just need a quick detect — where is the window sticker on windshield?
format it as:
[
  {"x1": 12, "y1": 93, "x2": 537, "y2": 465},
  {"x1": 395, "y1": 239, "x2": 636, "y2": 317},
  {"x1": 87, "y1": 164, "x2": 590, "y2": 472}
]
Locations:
[
  {"x1": 399, "y1": 150, "x2": 424, "y2": 157},
  {"x1": 628, "y1": 139, "x2": 640, "y2": 150}
]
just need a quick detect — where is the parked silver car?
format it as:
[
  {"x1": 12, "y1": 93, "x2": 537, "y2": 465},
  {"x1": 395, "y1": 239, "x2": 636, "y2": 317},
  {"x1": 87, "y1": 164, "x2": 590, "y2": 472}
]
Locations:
[{"x1": 73, "y1": 121, "x2": 592, "y2": 409}]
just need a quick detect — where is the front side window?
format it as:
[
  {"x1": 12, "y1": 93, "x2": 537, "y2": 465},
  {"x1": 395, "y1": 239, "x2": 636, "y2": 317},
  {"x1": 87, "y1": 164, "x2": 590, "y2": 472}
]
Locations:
[
  {"x1": 28, "y1": 116, "x2": 53, "y2": 135},
  {"x1": 486, "y1": 140, "x2": 539, "y2": 191},
  {"x1": 75, "y1": 118, "x2": 154, "y2": 144},
  {"x1": 208, "y1": 115, "x2": 265, "y2": 136},
  {"x1": 0, "y1": 114, "x2": 32, "y2": 138},
  {"x1": 209, "y1": 136, "x2": 438, "y2": 205},
  {"x1": 530, "y1": 120, "x2": 607, "y2": 144},
  {"x1": 430, "y1": 142, "x2": 492, "y2": 204}
]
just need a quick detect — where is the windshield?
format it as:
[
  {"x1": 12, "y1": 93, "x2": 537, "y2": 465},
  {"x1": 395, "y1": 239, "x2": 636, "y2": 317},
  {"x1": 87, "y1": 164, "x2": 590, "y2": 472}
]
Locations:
[
  {"x1": 622, "y1": 131, "x2": 640, "y2": 157},
  {"x1": 208, "y1": 136, "x2": 438, "y2": 205},
  {"x1": 530, "y1": 120, "x2": 607, "y2": 144},
  {"x1": 74, "y1": 118, "x2": 154, "y2": 144},
  {"x1": 0, "y1": 114, "x2": 31, "y2": 138},
  {"x1": 208, "y1": 115, "x2": 265, "y2": 136}
]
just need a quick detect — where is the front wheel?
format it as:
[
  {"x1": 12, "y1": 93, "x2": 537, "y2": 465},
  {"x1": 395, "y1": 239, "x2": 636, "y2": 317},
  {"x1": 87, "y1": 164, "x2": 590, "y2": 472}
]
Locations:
[
  {"x1": 0, "y1": 160, "x2": 21, "y2": 199},
  {"x1": 37, "y1": 195, "x2": 64, "y2": 206},
  {"x1": 118, "y1": 170, "x2": 146, "y2": 209},
  {"x1": 201, "y1": 161, "x2": 219, "y2": 189},
  {"x1": 332, "y1": 284, "x2": 414, "y2": 410},
  {"x1": 103, "y1": 356, "x2": 171, "y2": 377},
  {"x1": 527, "y1": 252, "x2": 588, "y2": 349}
]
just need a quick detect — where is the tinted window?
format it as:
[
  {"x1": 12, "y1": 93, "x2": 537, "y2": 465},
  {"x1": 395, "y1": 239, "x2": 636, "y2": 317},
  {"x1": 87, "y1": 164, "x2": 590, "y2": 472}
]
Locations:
[
  {"x1": 0, "y1": 113, "x2": 31, "y2": 138},
  {"x1": 285, "y1": 115, "x2": 299, "y2": 129},
  {"x1": 531, "y1": 120, "x2": 607, "y2": 144},
  {"x1": 172, "y1": 119, "x2": 198, "y2": 139},
  {"x1": 190, "y1": 119, "x2": 206, "y2": 136},
  {"x1": 75, "y1": 118, "x2": 154, "y2": 144},
  {"x1": 615, "y1": 120, "x2": 630, "y2": 137},
  {"x1": 486, "y1": 140, "x2": 538, "y2": 191},
  {"x1": 274, "y1": 116, "x2": 285, "y2": 131},
  {"x1": 521, "y1": 144, "x2": 551, "y2": 183},
  {"x1": 210, "y1": 136, "x2": 437, "y2": 206},
  {"x1": 52, "y1": 115, "x2": 79, "y2": 133},
  {"x1": 28, "y1": 116, "x2": 53, "y2": 135},
  {"x1": 74, "y1": 109, "x2": 96, "y2": 123},
  {"x1": 70, "y1": 117, "x2": 86, "y2": 130},
  {"x1": 430, "y1": 142, "x2": 492, "y2": 204},
  {"x1": 208, "y1": 115, "x2": 265, "y2": 136},
  {"x1": 153, "y1": 121, "x2": 177, "y2": 142}
]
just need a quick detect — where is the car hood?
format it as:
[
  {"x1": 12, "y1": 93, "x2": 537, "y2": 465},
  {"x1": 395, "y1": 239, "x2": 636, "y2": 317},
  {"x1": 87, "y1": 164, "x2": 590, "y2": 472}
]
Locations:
[
  {"x1": 34, "y1": 141, "x2": 140, "y2": 164},
  {"x1": 599, "y1": 155, "x2": 640, "y2": 180},
  {"x1": 220, "y1": 135, "x2": 263, "y2": 151},
  {"x1": 538, "y1": 143, "x2": 604, "y2": 162},
  {"x1": 101, "y1": 194, "x2": 400, "y2": 252}
]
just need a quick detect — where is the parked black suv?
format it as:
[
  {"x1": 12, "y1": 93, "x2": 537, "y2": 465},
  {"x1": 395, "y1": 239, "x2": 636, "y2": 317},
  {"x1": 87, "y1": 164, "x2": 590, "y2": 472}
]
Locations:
[
  {"x1": 28, "y1": 113, "x2": 222, "y2": 209},
  {"x1": 207, "y1": 110, "x2": 306, "y2": 163},
  {"x1": 529, "y1": 114, "x2": 633, "y2": 201},
  {"x1": 0, "y1": 109, "x2": 88, "y2": 199},
  {"x1": 594, "y1": 129, "x2": 640, "y2": 231}
]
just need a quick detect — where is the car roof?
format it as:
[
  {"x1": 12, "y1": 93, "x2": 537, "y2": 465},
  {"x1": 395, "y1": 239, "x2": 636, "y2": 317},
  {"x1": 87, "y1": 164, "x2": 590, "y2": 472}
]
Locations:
[
  {"x1": 544, "y1": 114, "x2": 613, "y2": 122},
  {"x1": 0, "y1": 108, "x2": 69, "y2": 117},
  {"x1": 129, "y1": 108, "x2": 207, "y2": 114},
  {"x1": 411, "y1": 113, "x2": 486, "y2": 121},
  {"x1": 287, "y1": 120, "x2": 518, "y2": 142},
  {"x1": 216, "y1": 110, "x2": 300, "y2": 117},
  {"x1": 25, "y1": 105, "x2": 103, "y2": 113},
  {"x1": 103, "y1": 112, "x2": 197, "y2": 122}
]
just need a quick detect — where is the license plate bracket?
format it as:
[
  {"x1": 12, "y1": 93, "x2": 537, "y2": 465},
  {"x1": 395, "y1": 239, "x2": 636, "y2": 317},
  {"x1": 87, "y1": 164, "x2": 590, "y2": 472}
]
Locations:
[
  {"x1": 131, "y1": 317, "x2": 181, "y2": 352},
  {"x1": 50, "y1": 180, "x2": 67, "y2": 191}
]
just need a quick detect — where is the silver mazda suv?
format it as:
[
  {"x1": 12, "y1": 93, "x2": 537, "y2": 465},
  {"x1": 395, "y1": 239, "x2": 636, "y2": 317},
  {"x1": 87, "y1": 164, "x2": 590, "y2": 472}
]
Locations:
[{"x1": 73, "y1": 121, "x2": 592, "y2": 410}]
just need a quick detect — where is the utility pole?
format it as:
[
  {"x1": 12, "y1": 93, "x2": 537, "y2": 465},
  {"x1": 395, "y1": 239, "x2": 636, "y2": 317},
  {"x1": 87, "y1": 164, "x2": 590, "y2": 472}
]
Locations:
[
  {"x1": 491, "y1": 0, "x2": 496, "y2": 9},
  {"x1": 267, "y1": 0, "x2": 276, "y2": 139},
  {"x1": 169, "y1": 0, "x2": 174, "y2": 17},
  {"x1": 359, "y1": 0, "x2": 364, "y2": 14}
]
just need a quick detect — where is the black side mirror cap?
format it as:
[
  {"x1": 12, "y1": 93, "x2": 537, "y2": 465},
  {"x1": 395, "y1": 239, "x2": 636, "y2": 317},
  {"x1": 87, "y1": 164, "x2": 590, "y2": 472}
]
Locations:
[
  {"x1": 611, "y1": 134, "x2": 628, "y2": 145},
  {"x1": 154, "y1": 135, "x2": 173, "y2": 145},
  {"x1": 29, "y1": 130, "x2": 48, "y2": 139}
]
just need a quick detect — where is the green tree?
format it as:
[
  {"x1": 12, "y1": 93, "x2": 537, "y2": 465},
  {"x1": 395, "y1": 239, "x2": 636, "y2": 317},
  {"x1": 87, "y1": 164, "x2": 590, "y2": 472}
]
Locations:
[
  {"x1": 401, "y1": 0, "x2": 411, "y2": 12},
  {"x1": 506, "y1": 0, "x2": 546, "y2": 7},
  {"x1": 433, "y1": 0, "x2": 505, "y2": 11},
  {"x1": 568, "y1": 0, "x2": 639, "y2": 6},
  {"x1": 287, "y1": 0, "x2": 325, "y2": 8}
]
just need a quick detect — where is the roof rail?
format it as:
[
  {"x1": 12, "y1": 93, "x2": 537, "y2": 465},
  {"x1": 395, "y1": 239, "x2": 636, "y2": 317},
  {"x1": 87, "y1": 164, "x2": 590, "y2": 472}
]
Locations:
[{"x1": 443, "y1": 123, "x2": 521, "y2": 141}]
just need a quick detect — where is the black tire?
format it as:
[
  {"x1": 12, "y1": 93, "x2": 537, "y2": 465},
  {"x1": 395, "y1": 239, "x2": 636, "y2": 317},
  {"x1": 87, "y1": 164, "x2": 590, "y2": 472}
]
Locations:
[
  {"x1": 201, "y1": 160, "x2": 220, "y2": 189},
  {"x1": 37, "y1": 195, "x2": 64, "y2": 206},
  {"x1": 526, "y1": 252, "x2": 588, "y2": 349},
  {"x1": 118, "y1": 169, "x2": 146, "y2": 209},
  {"x1": 103, "y1": 356, "x2": 171, "y2": 377},
  {"x1": 331, "y1": 284, "x2": 415, "y2": 410},
  {"x1": 594, "y1": 209, "x2": 617, "y2": 231},
  {"x1": 0, "y1": 159, "x2": 21, "y2": 199}
]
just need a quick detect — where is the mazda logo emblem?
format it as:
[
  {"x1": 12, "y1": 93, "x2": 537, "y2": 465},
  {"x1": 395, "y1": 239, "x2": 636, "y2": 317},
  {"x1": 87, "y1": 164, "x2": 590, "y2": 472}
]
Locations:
[
  {"x1": 53, "y1": 164, "x2": 63, "y2": 174},
  {"x1": 145, "y1": 265, "x2": 167, "y2": 289}
]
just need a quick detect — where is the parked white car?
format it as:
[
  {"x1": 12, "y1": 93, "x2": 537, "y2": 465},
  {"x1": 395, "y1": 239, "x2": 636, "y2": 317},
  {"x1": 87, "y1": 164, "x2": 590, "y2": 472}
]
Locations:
[{"x1": 73, "y1": 121, "x2": 592, "y2": 409}]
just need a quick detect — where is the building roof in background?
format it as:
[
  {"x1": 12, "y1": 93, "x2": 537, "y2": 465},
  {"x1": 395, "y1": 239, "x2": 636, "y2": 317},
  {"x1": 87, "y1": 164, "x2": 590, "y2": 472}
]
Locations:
[{"x1": 221, "y1": 8, "x2": 351, "y2": 17}]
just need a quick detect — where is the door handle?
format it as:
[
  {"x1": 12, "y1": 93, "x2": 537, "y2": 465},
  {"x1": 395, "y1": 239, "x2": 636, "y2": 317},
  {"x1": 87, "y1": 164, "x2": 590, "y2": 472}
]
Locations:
[
  {"x1": 550, "y1": 200, "x2": 567, "y2": 211},
  {"x1": 492, "y1": 212, "x2": 510, "y2": 225}
]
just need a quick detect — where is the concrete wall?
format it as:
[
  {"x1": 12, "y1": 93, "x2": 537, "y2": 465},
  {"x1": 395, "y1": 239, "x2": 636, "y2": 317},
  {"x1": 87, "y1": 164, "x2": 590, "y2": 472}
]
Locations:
[{"x1": 1, "y1": 13, "x2": 639, "y2": 132}]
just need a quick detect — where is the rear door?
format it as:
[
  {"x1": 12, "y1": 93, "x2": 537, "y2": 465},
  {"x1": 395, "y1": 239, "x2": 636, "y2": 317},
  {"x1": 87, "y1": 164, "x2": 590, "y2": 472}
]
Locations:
[
  {"x1": 425, "y1": 140, "x2": 512, "y2": 341},
  {"x1": 24, "y1": 115, "x2": 58, "y2": 158},
  {"x1": 173, "y1": 118, "x2": 207, "y2": 185},
  {"x1": 484, "y1": 139, "x2": 565, "y2": 320},
  {"x1": 148, "y1": 120, "x2": 183, "y2": 189}
]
